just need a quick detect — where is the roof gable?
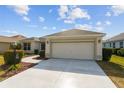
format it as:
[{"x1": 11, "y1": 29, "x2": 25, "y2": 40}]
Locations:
[
  {"x1": 107, "y1": 32, "x2": 124, "y2": 42},
  {"x1": 46, "y1": 29, "x2": 105, "y2": 37},
  {"x1": 0, "y1": 35, "x2": 27, "y2": 43}
]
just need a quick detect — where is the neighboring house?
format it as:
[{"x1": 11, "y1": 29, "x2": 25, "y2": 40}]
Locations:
[
  {"x1": 0, "y1": 35, "x2": 26, "y2": 53},
  {"x1": 103, "y1": 33, "x2": 124, "y2": 48},
  {"x1": 44, "y1": 29, "x2": 105, "y2": 60},
  {"x1": 20, "y1": 37, "x2": 44, "y2": 53}
]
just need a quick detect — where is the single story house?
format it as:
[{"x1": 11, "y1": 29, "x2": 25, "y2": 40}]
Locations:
[
  {"x1": 0, "y1": 35, "x2": 26, "y2": 53},
  {"x1": 20, "y1": 37, "x2": 45, "y2": 53},
  {"x1": 43, "y1": 29, "x2": 105, "y2": 60},
  {"x1": 103, "y1": 33, "x2": 124, "y2": 48},
  {"x1": 0, "y1": 29, "x2": 105, "y2": 60}
]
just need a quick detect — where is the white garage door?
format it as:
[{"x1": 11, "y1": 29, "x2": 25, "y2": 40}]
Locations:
[{"x1": 51, "y1": 42, "x2": 94, "y2": 60}]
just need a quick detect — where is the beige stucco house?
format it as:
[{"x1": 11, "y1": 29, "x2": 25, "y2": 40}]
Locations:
[
  {"x1": 0, "y1": 35, "x2": 26, "y2": 53},
  {"x1": 103, "y1": 33, "x2": 124, "y2": 48},
  {"x1": 0, "y1": 29, "x2": 105, "y2": 60},
  {"x1": 44, "y1": 29, "x2": 105, "y2": 60},
  {"x1": 20, "y1": 37, "x2": 42, "y2": 53}
]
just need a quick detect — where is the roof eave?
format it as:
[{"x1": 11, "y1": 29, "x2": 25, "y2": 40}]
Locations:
[{"x1": 46, "y1": 34, "x2": 105, "y2": 39}]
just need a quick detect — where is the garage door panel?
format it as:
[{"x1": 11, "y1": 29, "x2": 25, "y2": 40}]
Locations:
[{"x1": 51, "y1": 42, "x2": 94, "y2": 60}]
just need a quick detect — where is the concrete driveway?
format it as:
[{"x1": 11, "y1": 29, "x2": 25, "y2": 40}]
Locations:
[{"x1": 0, "y1": 59, "x2": 116, "y2": 88}]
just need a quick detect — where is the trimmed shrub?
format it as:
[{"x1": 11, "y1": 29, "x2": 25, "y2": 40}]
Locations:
[
  {"x1": 102, "y1": 48, "x2": 113, "y2": 61},
  {"x1": 39, "y1": 50, "x2": 45, "y2": 58},
  {"x1": 4, "y1": 50, "x2": 24, "y2": 65},
  {"x1": 117, "y1": 48, "x2": 124, "y2": 57},
  {"x1": 9, "y1": 43, "x2": 22, "y2": 50},
  {"x1": 34, "y1": 49, "x2": 39, "y2": 55},
  {"x1": 112, "y1": 48, "x2": 120, "y2": 55}
]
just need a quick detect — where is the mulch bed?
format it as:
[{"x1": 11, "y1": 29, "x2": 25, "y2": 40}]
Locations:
[
  {"x1": 32, "y1": 57, "x2": 49, "y2": 60},
  {"x1": 0, "y1": 62, "x2": 37, "y2": 81}
]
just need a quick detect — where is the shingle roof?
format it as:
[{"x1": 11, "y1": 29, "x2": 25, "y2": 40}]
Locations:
[
  {"x1": 0, "y1": 36, "x2": 16, "y2": 43},
  {"x1": 106, "y1": 32, "x2": 124, "y2": 42},
  {"x1": 10, "y1": 35, "x2": 26, "y2": 41},
  {"x1": 45, "y1": 29, "x2": 105, "y2": 37},
  {"x1": 21, "y1": 37, "x2": 40, "y2": 42},
  {"x1": 0, "y1": 35, "x2": 27, "y2": 43}
]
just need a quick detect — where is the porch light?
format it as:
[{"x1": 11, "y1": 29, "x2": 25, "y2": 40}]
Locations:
[
  {"x1": 98, "y1": 39, "x2": 101, "y2": 43},
  {"x1": 47, "y1": 40, "x2": 49, "y2": 44}
]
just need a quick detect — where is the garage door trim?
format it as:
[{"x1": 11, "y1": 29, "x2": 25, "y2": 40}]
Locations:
[{"x1": 51, "y1": 42, "x2": 95, "y2": 60}]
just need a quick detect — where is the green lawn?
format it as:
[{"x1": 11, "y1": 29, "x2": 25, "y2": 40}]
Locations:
[
  {"x1": 110, "y1": 55, "x2": 124, "y2": 67},
  {"x1": 97, "y1": 55, "x2": 124, "y2": 88},
  {"x1": 0, "y1": 55, "x2": 4, "y2": 65},
  {"x1": 0, "y1": 55, "x2": 5, "y2": 81}
]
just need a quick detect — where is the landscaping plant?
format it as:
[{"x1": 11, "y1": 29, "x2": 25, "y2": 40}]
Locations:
[
  {"x1": 34, "y1": 49, "x2": 39, "y2": 55},
  {"x1": 39, "y1": 50, "x2": 45, "y2": 58},
  {"x1": 117, "y1": 48, "x2": 124, "y2": 57},
  {"x1": 9, "y1": 43, "x2": 22, "y2": 50},
  {"x1": 102, "y1": 48, "x2": 113, "y2": 61},
  {"x1": 4, "y1": 50, "x2": 24, "y2": 71}
]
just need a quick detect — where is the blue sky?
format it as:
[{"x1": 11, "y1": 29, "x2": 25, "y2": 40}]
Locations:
[{"x1": 0, "y1": 5, "x2": 124, "y2": 39}]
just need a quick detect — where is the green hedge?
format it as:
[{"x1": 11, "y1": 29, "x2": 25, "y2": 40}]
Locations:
[
  {"x1": 102, "y1": 48, "x2": 113, "y2": 61},
  {"x1": 103, "y1": 48, "x2": 124, "y2": 61},
  {"x1": 39, "y1": 50, "x2": 45, "y2": 58},
  {"x1": 34, "y1": 49, "x2": 39, "y2": 55},
  {"x1": 4, "y1": 50, "x2": 24, "y2": 65},
  {"x1": 112, "y1": 48, "x2": 120, "y2": 54},
  {"x1": 117, "y1": 48, "x2": 124, "y2": 57}
]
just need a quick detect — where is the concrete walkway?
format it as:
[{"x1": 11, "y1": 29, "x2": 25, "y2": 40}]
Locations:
[
  {"x1": 0, "y1": 59, "x2": 116, "y2": 88},
  {"x1": 22, "y1": 55, "x2": 42, "y2": 63}
]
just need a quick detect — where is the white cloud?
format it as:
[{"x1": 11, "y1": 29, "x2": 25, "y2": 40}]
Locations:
[
  {"x1": 58, "y1": 5, "x2": 68, "y2": 19},
  {"x1": 69, "y1": 5, "x2": 79, "y2": 8},
  {"x1": 64, "y1": 20, "x2": 73, "y2": 24},
  {"x1": 52, "y1": 26, "x2": 56, "y2": 30},
  {"x1": 75, "y1": 24, "x2": 92, "y2": 30},
  {"x1": 9, "y1": 5, "x2": 30, "y2": 22},
  {"x1": 42, "y1": 26, "x2": 47, "y2": 30},
  {"x1": 58, "y1": 5, "x2": 90, "y2": 24},
  {"x1": 111, "y1": 5, "x2": 124, "y2": 16},
  {"x1": 39, "y1": 16, "x2": 45, "y2": 22},
  {"x1": 105, "y1": 12, "x2": 111, "y2": 17},
  {"x1": 68, "y1": 8, "x2": 90, "y2": 20},
  {"x1": 10, "y1": 5, "x2": 29, "y2": 16},
  {"x1": 105, "y1": 21, "x2": 111, "y2": 25},
  {"x1": 49, "y1": 9, "x2": 53, "y2": 13},
  {"x1": 74, "y1": 23, "x2": 104, "y2": 32},
  {"x1": 3, "y1": 30, "x2": 18, "y2": 35},
  {"x1": 61, "y1": 29, "x2": 67, "y2": 31},
  {"x1": 23, "y1": 16, "x2": 30, "y2": 22},
  {"x1": 94, "y1": 26, "x2": 104, "y2": 31},
  {"x1": 96, "y1": 21, "x2": 102, "y2": 26}
]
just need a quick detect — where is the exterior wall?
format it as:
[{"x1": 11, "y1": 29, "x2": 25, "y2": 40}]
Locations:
[
  {"x1": 103, "y1": 40, "x2": 124, "y2": 48},
  {"x1": 20, "y1": 41, "x2": 41, "y2": 53},
  {"x1": 45, "y1": 39, "x2": 51, "y2": 58},
  {"x1": 115, "y1": 41, "x2": 120, "y2": 48},
  {"x1": 123, "y1": 41, "x2": 124, "y2": 47},
  {"x1": 31, "y1": 41, "x2": 41, "y2": 52},
  {"x1": 0, "y1": 42, "x2": 10, "y2": 53},
  {"x1": 45, "y1": 36, "x2": 103, "y2": 60},
  {"x1": 95, "y1": 37, "x2": 103, "y2": 60}
]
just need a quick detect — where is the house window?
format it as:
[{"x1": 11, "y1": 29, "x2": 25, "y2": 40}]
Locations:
[
  {"x1": 113, "y1": 42, "x2": 115, "y2": 48},
  {"x1": 23, "y1": 43, "x2": 31, "y2": 50},
  {"x1": 41, "y1": 42, "x2": 45, "y2": 50},
  {"x1": 120, "y1": 41, "x2": 123, "y2": 48},
  {"x1": 104, "y1": 43, "x2": 106, "y2": 47},
  {"x1": 110, "y1": 43, "x2": 111, "y2": 47}
]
